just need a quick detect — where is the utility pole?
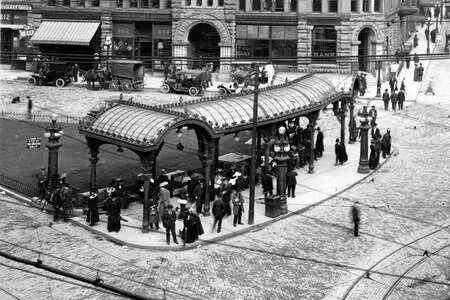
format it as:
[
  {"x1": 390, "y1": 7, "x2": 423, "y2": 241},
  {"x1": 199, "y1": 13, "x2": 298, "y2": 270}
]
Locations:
[{"x1": 248, "y1": 65, "x2": 259, "y2": 225}]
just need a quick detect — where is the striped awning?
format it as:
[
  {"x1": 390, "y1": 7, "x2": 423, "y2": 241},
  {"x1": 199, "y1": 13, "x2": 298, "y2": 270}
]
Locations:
[{"x1": 30, "y1": 20, "x2": 100, "y2": 46}]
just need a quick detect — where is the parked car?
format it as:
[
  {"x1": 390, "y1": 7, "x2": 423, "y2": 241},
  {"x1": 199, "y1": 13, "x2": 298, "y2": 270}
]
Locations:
[
  {"x1": 28, "y1": 62, "x2": 72, "y2": 88},
  {"x1": 160, "y1": 70, "x2": 206, "y2": 96}
]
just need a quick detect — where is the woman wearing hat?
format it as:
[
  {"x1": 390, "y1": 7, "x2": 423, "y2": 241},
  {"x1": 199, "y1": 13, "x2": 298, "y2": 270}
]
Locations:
[
  {"x1": 86, "y1": 188, "x2": 100, "y2": 226},
  {"x1": 158, "y1": 181, "x2": 170, "y2": 221}
]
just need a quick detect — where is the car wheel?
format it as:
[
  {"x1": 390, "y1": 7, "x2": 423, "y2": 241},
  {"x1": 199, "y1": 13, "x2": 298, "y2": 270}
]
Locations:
[
  {"x1": 123, "y1": 80, "x2": 132, "y2": 91},
  {"x1": 28, "y1": 77, "x2": 36, "y2": 85},
  {"x1": 218, "y1": 87, "x2": 227, "y2": 96},
  {"x1": 55, "y1": 78, "x2": 65, "y2": 88},
  {"x1": 160, "y1": 83, "x2": 170, "y2": 94},
  {"x1": 188, "y1": 86, "x2": 199, "y2": 97}
]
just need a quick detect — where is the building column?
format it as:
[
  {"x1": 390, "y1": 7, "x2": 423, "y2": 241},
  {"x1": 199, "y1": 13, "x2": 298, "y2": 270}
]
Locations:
[
  {"x1": 370, "y1": 0, "x2": 374, "y2": 13},
  {"x1": 297, "y1": 22, "x2": 313, "y2": 71},
  {"x1": 307, "y1": 111, "x2": 319, "y2": 174},
  {"x1": 246, "y1": 0, "x2": 251, "y2": 11},
  {"x1": 86, "y1": 138, "x2": 101, "y2": 192},
  {"x1": 219, "y1": 44, "x2": 232, "y2": 72},
  {"x1": 321, "y1": 0, "x2": 327, "y2": 13},
  {"x1": 140, "y1": 151, "x2": 157, "y2": 233},
  {"x1": 357, "y1": 0, "x2": 363, "y2": 13}
]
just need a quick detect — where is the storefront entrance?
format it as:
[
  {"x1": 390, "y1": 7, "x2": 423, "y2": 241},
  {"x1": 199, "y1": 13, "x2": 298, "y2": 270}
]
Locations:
[
  {"x1": 357, "y1": 27, "x2": 376, "y2": 73},
  {"x1": 188, "y1": 23, "x2": 220, "y2": 70},
  {"x1": 1, "y1": 29, "x2": 13, "y2": 64}
]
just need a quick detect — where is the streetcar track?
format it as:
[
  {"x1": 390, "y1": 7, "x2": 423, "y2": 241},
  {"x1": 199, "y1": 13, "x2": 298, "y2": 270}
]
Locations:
[
  {"x1": 381, "y1": 244, "x2": 450, "y2": 300},
  {"x1": 341, "y1": 226, "x2": 449, "y2": 299}
]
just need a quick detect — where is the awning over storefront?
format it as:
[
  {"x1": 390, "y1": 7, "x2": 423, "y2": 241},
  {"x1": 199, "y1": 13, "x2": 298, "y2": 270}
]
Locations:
[{"x1": 30, "y1": 20, "x2": 100, "y2": 45}]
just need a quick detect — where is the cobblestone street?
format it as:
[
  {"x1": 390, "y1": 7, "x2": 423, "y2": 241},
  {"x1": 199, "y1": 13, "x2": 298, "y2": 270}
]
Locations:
[{"x1": 1, "y1": 93, "x2": 449, "y2": 299}]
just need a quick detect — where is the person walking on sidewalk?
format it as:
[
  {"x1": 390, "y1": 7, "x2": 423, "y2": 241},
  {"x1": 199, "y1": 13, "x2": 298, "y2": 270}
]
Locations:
[
  {"x1": 398, "y1": 89, "x2": 406, "y2": 110},
  {"x1": 86, "y1": 189, "x2": 100, "y2": 226},
  {"x1": 381, "y1": 129, "x2": 392, "y2": 158},
  {"x1": 212, "y1": 195, "x2": 226, "y2": 233},
  {"x1": 27, "y1": 96, "x2": 33, "y2": 119},
  {"x1": 315, "y1": 127, "x2": 324, "y2": 158},
  {"x1": 286, "y1": 169, "x2": 297, "y2": 198},
  {"x1": 390, "y1": 90, "x2": 398, "y2": 111},
  {"x1": 424, "y1": 77, "x2": 436, "y2": 95},
  {"x1": 389, "y1": 76, "x2": 397, "y2": 92},
  {"x1": 231, "y1": 190, "x2": 244, "y2": 226},
  {"x1": 400, "y1": 78, "x2": 406, "y2": 91},
  {"x1": 162, "y1": 204, "x2": 178, "y2": 245},
  {"x1": 351, "y1": 205, "x2": 361, "y2": 237},
  {"x1": 405, "y1": 54, "x2": 411, "y2": 69},
  {"x1": 382, "y1": 89, "x2": 390, "y2": 110},
  {"x1": 418, "y1": 63, "x2": 424, "y2": 82},
  {"x1": 359, "y1": 73, "x2": 367, "y2": 96},
  {"x1": 425, "y1": 27, "x2": 430, "y2": 42},
  {"x1": 394, "y1": 49, "x2": 401, "y2": 64},
  {"x1": 413, "y1": 53, "x2": 419, "y2": 65},
  {"x1": 369, "y1": 106, "x2": 377, "y2": 128}
]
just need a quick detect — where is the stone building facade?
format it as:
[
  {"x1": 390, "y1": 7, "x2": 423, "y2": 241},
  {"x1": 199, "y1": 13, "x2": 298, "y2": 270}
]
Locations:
[{"x1": 29, "y1": 0, "x2": 418, "y2": 73}]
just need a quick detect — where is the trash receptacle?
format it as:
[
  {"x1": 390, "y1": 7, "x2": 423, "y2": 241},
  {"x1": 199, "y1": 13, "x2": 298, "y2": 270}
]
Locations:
[{"x1": 265, "y1": 195, "x2": 281, "y2": 218}]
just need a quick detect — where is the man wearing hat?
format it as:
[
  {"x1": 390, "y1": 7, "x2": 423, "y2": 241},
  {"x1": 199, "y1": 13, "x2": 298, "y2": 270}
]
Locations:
[
  {"x1": 381, "y1": 129, "x2": 392, "y2": 159},
  {"x1": 37, "y1": 167, "x2": 48, "y2": 201},
  {"x1": 315, "y1": 127, "x2": 324, "y2": 158},
  {"x1": 162, "y1": 204, "x2": 178, "y2": 245},
  {"x1": 382, "y1": 89, "x2": 390, "y2": 111},
  {"x1": 369, "y1": 106, "x2": 377, "y2": 128},
  {"x1": 158, "y1": 181, "x2": 170, "y2": 221},
  {"x1": 86, "y1": 188, "x2": 100, "y2": 226}
]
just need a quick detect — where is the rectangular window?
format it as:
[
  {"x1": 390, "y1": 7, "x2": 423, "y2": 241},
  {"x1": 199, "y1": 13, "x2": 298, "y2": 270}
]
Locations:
[
  {"x1": 275, "y1": 0, "x2": 283, "y2": 11},
  {"x1": 239, "y1": 0, "x2": 245, "y2": 10},
  {"x1": 207, "y1": 0, "x2": 212, "y2": 6},
  {"x1": 116, "y1": 0, "x2": 123, "y2": 7},
  {"x1": 196, "y1": 0, "x2": 202, "y2": 5},
  {"x1": 264, "y1": 0, "x2": 271, "y2": 11},
  {"x1": 312, "y1": 0, "x2": 321, "y2": 12},
  {"x1": 91, "y1": 0, "x2": 99, "y2": 6},
  {"x1": 236, "y1": 25, "x2": 247, "y2": 39},
  {"x1": 328, "y1": 0, "x2": 337, "y2": 12},
  {"x1": 152, "y1": 0, "x2": 160, "y2": 7},
  {"x1": 141, "y1": 0, "x2": 149, "y2": 8},
  {"x1": 130, "y1": 0, "x2": 137, "y2": 7},
  {"x1": 186, "y1": 0, "x2": 191, "y2": 5},
  {"x1": 252, "y1": 0, "x2": 261, "y2": 11},
  {"x1": 351, "y1": 0, "x2": 357, "y2": 12},
  {"x1": 374, "y1": 0, "x2": 381, "y2": 12},
  {"x1": 290, "y1": 0, "x2": 297, "y2": 12},
  {"x1": 362, "y1": 0, "x2": 369, "y2": 12},
  {"x1": 78, "y1": 0, "x2": 85, "y2": 6},
  {"x1": 166, "y1": 0, "x2": 171, "y2": 7},
  {"x1": 63, "y1": 0, "x2": 70, "y2": 6},
  {"x1": 312, "y1": 26, "x2": 337, "y2": 63},
  {"x1": 47, "y1": 0, "x2": 56, "y2": 6},
  {"x1": 218, "y1": 0, "x2": 223, "y2": 6}
]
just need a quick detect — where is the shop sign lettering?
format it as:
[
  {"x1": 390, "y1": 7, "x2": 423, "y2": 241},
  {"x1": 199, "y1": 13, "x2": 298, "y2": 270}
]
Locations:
[
  {"x1": 26, "y1": 137, "x2": 41, "y2": 149},
  {"x1": 153, "y1": 25, "x2": 171, "y2": 39}
]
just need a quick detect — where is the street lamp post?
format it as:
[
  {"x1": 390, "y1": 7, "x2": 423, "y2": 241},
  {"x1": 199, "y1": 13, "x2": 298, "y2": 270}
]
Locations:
[
  {"x1": 103, "y1": 35, "x2": 112, "y2": 69},
  {"x1": 248, "y1": 64, "x2": 259, "y2": 225},
  {"x1": 44, "y1": 114, "x2": 64, "y2": 192},
  {"x1": 348, "y1": 96, "x2": 357, "y2": 144},
  {"x1": 435, "y1": 2, "x2": 439, "y2": 34},
  {"x1": 273, "y1": 126, "x2": 290, "y2": 215},
  {"x1": 357, "y1": 106, "x2": 371, "y2": 174},
  {"x1": 426, "y1": 17, "x2": 431, "y2": 54},
  {"x1": 440, "y1": 1, "x2": 443, "y2": 25},
  {"x1": 376, "y1": 60, "x2": 382, "y2": 98}
]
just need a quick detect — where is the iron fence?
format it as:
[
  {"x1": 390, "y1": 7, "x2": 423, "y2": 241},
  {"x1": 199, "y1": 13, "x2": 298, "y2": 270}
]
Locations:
[
  {"x1": 0, "y1": 111, "x2": 83, "y2": 124},
  {"x1": 0, "y1": 173, "x2": 39, "y2": 197}
]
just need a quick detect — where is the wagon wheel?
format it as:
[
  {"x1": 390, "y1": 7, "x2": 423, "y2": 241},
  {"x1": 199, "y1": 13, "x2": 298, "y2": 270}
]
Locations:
[
  {"x1": 218, "y1": 87, "x2": 227, "y2": 96},
  {"x1": 110, "y1": 80, "x2": 119, "y2": 90},
  {"x1": 132, "y1": 82, "x2": 144, "y2": 91},
  {"x1": 160, "y1": 83, "x2": 170, "y2": 94},
  {"x1": 122, "y1": 80, "x2": 132, "y2": 92},
  {"x1": 55, "y1": 78, "x2": 65, "y2": 88},
  {"x1": 28, "y1": 77, "x2": 36, "y2": 85},
  {"x1": 188, "y1": 86, "x2": 199, "y2": 97}
]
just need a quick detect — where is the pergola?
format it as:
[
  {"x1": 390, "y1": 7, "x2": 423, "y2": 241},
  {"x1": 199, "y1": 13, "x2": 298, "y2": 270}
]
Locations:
[{"x1": 79, "y1": 73, "x2": 359, "y2": 231}]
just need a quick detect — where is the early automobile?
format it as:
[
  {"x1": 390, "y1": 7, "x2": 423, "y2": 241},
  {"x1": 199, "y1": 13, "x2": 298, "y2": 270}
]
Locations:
[
  {"x1": 108, "y1": 60, "x2": 145, "y2": 91},
  {"x1": 160, "y1": 70, "x2": 206, "y2": 97},
  {"x1": 217, "y1": 81, "x2": 239, "y2": 96},
  {"x1": 28, "y1": 62, "x2": 72, "y2": 88}
]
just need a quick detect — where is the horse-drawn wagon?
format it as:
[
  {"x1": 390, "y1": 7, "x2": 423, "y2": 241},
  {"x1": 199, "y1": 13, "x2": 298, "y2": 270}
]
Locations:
[{"x1": 108, "y1": 60, "x2": 145, "y2": 91}]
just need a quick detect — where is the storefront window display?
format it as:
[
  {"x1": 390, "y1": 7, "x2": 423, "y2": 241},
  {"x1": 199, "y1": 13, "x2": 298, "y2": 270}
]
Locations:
[
  {"x1": 236, "y1": 25, "x2": 297, "y2": 63},
  {"x1": 311, "y1": 26, "x2": 337, "y2": 63}
]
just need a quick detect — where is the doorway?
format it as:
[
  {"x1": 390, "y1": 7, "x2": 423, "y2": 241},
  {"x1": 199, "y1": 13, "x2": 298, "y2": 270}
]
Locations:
[
  {"x1": 188, "y1": 23, "x2": 220, "y2": 70},
  {"x1": 357, "y1": 27, "x2": 376, "y2": 73}
]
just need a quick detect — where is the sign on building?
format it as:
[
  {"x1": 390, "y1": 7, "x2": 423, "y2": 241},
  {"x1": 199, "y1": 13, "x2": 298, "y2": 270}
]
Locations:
[{"x1": 26, "y1": 137, "x2": 41, "y2": 149}]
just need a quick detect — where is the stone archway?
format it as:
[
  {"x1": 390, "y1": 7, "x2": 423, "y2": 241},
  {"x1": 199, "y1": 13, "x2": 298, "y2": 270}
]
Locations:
[
  {"x1": 172, "y1": 15, "x2": 232, "y2": 72},
  {"x1": 188, "y1": 23, "x2": 221, "y2": 71},
  {"x1": 357, "y1": 27, "x2": 377, "y2": 73}
]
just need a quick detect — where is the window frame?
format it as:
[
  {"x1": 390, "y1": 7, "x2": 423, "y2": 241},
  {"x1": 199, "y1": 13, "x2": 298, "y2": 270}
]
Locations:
[
  {"x1": 311, "y1": 26, "x2": 337, "y2": 64},
  {"x1": 312, "y1": 0, "x2": 321, "y2": 12}
]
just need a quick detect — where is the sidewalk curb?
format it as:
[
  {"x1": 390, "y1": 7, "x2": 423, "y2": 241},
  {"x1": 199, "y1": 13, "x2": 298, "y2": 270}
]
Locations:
[
  {"x1": 65, "y1": 147, "x2": 397, "y2": 251},
  {"x1": 1, "y1": 148, "x2": 397, "y2": 251}
]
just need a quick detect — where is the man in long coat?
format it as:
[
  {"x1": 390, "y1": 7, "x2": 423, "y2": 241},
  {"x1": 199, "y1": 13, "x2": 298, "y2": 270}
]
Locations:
[
  {"x1": 37, "y1": 167, "x2": 48, "y2": 201},
  {"x1": 231, "y1": 190, "x2": 244, "y2": 226},
  {"x1": 86, "y1": 190, "x2": 100, "y2": 226},
  {"x1": 212, "y1": 196, "x2": 226, "y2": 233},
  {"x1": 315, "y1": 127, "x2": 324, "y2": 158},
  {"x1": 397, "y1": 89, "x2": 406, "y2": 110},
  {"x1": 162, "y1": 204, "x2": 178, "y2": 245},
  {"x1": 381, "y1": 130, "x2": 392, "y2": 158},
  {"x1": 286, "y1": 169, "x2": 297, "y2": 198},
  {"x1": 158, "y1": 182, "x2": 170, "y2": 221},
  {"x1": 390, "y1": 90, "x2": 398, "y2": 111},
  {"x1": 382, "y1": 89, "x2": 390, "y2": 111},
  {"x1": 193, "y1": 181, "x2": 204, "y2": 214}
]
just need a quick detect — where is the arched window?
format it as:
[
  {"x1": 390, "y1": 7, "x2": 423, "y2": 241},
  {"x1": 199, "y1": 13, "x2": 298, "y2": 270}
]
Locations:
[{"x1": 311, "y1": 26, "x2": 337, "y2": 63}]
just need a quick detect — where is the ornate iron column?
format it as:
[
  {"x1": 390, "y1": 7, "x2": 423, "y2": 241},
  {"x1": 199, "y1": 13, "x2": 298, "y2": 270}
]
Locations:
[
  {"x1": 44, "y1": 114, "x2": 63, "y2": 192},
  {"x1": 197, "y1": 131, "x2": 214, "y2": 216},
  {"x1": 307, "y1": 111, "x2": 319, "y2": 174},
  {"x1": 357, "y1": 106, "x2": 371, "y2": 174},
  {"x1": 273, "y1": 126, "x2": 290, "y2": 215},
  {"x1": 348, "y1": 97, "x2": 357, "y2": 144},
  {"x1": 140, "y1": 151, "x2": 157, "y2": 233},
  {"x1": 87, "y1": 138, "x2": 101, "y2": 192}
]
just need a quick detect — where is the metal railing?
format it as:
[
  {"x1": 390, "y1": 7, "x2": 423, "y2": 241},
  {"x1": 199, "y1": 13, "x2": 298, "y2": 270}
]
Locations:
[
  {"x1": 0, "y1": 111, "x2": 83, "y2": 124},
  {"x1": 0, "y1": 174, "x2": 39, "y2": 197}
]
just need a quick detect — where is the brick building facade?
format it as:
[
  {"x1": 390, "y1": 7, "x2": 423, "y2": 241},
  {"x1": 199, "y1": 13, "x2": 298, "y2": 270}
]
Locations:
[{"x1": 29, "y1": 0, "x2": 418, "y2": 73}]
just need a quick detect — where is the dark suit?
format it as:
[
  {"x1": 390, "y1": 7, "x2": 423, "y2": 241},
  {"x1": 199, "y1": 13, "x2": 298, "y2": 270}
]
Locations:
[{"x1": 162, "y1": 210, "x2": 178, "y2": 244}]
